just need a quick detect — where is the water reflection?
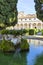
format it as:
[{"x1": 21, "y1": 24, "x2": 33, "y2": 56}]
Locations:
[
  {"x1": 27, "y1": 39, "x2": 43, "y2": 65},
  {"x1": 27, "y1": 39, "x2": 43, "y2": 47},
  {"x1": 13, "y1": 52, "x2": 27, "y2": 65},
  {"x1": 11, "y1": 39, "x2": 43, "y2": 65}
]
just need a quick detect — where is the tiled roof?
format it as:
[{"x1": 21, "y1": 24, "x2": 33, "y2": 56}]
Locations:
[{"x1": 18, "y1": 12, "x2": 37, "y2": 19}]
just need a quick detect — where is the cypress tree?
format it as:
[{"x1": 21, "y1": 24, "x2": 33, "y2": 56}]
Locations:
[{"x1": 34, "y1": 0, "x2": 43, "y2": 21}]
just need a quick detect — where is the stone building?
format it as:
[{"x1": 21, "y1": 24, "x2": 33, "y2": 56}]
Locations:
[{"x1": 14, "y1": 12, "x2": 43, "y2": 30}]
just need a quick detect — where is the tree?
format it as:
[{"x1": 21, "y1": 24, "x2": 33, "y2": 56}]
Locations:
[
  {"x1": 0, "y1": 0, "x2": 18, "y2": 27},
  {"x1": 34, "y1": 0, "x2": 43, "y2": 21}
]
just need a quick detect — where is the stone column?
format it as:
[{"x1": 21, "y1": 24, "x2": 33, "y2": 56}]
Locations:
[{"x1": 31, "y1": 24, "x2": 33, "y2": 29}]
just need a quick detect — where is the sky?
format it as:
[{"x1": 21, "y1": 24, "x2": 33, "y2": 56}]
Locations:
[{"x1": 17, "y1": 0, "x2": 36, "y2": 14}]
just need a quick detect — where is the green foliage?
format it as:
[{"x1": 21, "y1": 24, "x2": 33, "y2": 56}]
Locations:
[
  {"x1": 28, "y1": 29, "x2": 41, "y2": 35},
  {"x1": 34, "y1": 54, "x2": 43, "y2": 65},
  {"x1": 0, "y1": 38, "x2": 29, "y2": 52},
  {"x1": 34, "y1": 28, "x2": 39, "y2": 35},
  {"x1": 1, "y1": 29, "x2": 41, "y2": 35},
  {"x1": 16, "y1": 29, "x2": 28, "y2": 35},
  {"x1": 1, "y1": 29, "x2": 16, "y2": 35},
  {"x1": 0, "y1": 0, "x2": 18, "y2": 26},
  {"x1": 34, "y1": 29, "x2": 37, "y2": 35},
  {"x1": 20, "y1": 38, "x2": 29, "y2": 51},
  {"x1": 1, "y1": 29, "x2": 9, "y2": 34},
  {"x1": 41, "y1": 29, "x2": 43, "y2": 35},
  {"x1": 34, "y1": 0, "x2": 43, "y2": 21},
  {"x1": 29, "y1": 29, "x2": 34, "y2": 35},
  {"x1": 0, "y1": 40, "x2": 15, "y2": 51},
  {"x1": 0, "y1": 52, "x2": 27, "y2": 65},
  {"x1": 1, "y1": 29, "x2": 27, "y2": 36}
]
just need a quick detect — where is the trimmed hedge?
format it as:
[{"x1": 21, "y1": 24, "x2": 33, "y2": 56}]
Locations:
[
  {"x1": 0, "y1": 29, "x2": 41, "y2": 35},
  {"x1": 0, "y1": 29, "x2": 27, "y2": 36},
  {"x1": 29, "y1": 29, "x2": 34, "y2": 35},
  {"x1": 28, "y1": 29, "x2": 40, "y2": 35}
]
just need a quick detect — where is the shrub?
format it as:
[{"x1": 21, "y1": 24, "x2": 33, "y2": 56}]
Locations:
[
  {"x1": 0, "y1": 40, "x2": 15, "y2": 52},
  {"x1": 0, "y1": 38, "x2": 29, "y2": 53},
  {"x1": 1, "y1": 29, "x2": 17, "y2": 35},
  {"x1": 20, "y1": 38, "x2": 29, "y2": 51},
  {"x1": 1, "y1": 29, "x2": 27, "y2": 36},
  {"x1": 34, "y1": 29, "x2": 38, "y2": 35},
  {"x1": 29, "y1": 29, "x2": 34, "y2": 35},
  {"x1": 23, "y1": 29, "x2": 28, "y2": 35},
  {"x1": 1, "y1": 30, "x2": 8, "y2": 34},
  {"x1": 41, "y1": 29, "x2": 43, "y2": 35}
]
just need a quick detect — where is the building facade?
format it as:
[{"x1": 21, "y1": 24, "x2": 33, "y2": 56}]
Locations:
[{"x1": 14, "y1": 12, "x2": 43, "y2": 30}]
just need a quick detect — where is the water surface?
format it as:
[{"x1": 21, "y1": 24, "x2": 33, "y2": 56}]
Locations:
[{"x1": 0, "y1": 39, "x2": 43, "y2": 65}]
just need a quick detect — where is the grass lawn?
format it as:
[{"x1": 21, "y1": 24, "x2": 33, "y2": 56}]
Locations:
[
  {"x1": 0, "y1": 52, "x2": 27, "y2": 65},
  {"x1": 34, "y1": 54, "x2": 43, "y2": 65}
]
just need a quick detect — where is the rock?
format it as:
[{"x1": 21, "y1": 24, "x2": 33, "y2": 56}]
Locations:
[{"x1": 11, "y1": 38, "x2": 21, "y2": 45}]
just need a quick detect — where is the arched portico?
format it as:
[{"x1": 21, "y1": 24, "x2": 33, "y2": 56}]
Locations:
[
  {"x1": 24, "y1": 23, "x2": 27, "y2": 28},
  {"x1": 29, "y1": 23, "x2": 31, "y2": 29},
  {"x1": 32, "y1": 23, "x2": 36, "y2": 28},
  {"x1": 37, "y1": 23, "x2": 41, "y2": 29},
  {"x1": 20, "y1": 24, "x2": 23, "y2": 29}
]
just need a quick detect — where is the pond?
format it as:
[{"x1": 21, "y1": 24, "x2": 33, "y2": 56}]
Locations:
[{"x1": 0, "y1": 39, "x2": 43, "y2": 65}]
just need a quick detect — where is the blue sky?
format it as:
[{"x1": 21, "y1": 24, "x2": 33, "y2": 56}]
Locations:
[{"x1": 17, "y1": 0, "x2": 36, "y2": 14}]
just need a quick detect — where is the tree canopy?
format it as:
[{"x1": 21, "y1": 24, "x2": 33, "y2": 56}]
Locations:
[
  {"x1": 34, "y1": 0, "x2": 43, "y2": 21},
  {"x1": 0, "y1": 0, "x2": 18, "y2": 27}
]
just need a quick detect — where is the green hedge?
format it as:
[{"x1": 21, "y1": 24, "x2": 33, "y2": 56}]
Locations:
[
  {"x1": 0, "y1": 29, "x2": 27, "y2": 36},
  {"x1": 1, "y1": 30, "x2": 16, "y2": 35},
  {"x1": 29, "y1": 29, "x2": 34, "y2": 35},
  {"x1": 0, "y1": 28, "x2": 41, "y2": 35},
  {"x1": 28, "y1": 29, "x2": 40, "y2": 35}
]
